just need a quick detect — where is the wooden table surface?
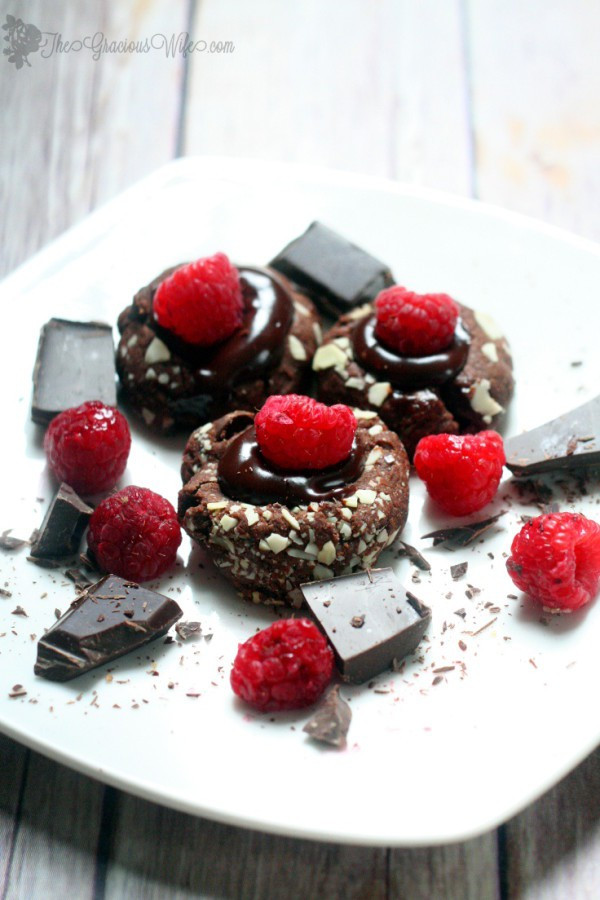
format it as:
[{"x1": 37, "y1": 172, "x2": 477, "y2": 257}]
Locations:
[{"x1": 1, "y1": 2, "x2": 600, "y2": 897}]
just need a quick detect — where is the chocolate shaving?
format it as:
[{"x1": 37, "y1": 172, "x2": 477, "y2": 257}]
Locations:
[
  {"x1": 396, "y1": 541, "x2": 431, "y2": 572},
  {"x1": 470, "y1": 617, "x2": 497, "y2": 637},
  {"x1": 0, "y1": 588, "x2": 12, "y2": 598},
  {"x1": 303, "y1": 686, "x2": 352, "y2": 749},
  {"x1": 65, "y1": 568, "x2": 92, "y2": 591},
  {"x1": 450, "y1": 562, "x2": 468, "y2": 580},
  {"x1": 454, "y1": 608, "x2": 466, "y2": 619},
  {"x1": 175, "y1": 621, "x2": 203, "y2": 641},
  {"x1": 11, "y1": 606, "x2": 28, "y2": 617},
  {"x1": 422, "y1": 512, "x2": 505, "y2": 547},
  {"x1": 0, "y1": 530, "x2": 28, "y2": 551}
]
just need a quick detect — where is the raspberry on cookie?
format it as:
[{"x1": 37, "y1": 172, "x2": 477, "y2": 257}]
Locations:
[
  {"x1": 116, "y1": 253, "x2": 322, "y2": 433},
  {"x1": 314, "y1": 285, "x2": 514, "y2": 459},
  {"x1": 178, "y1": 398, "x2": 410, "y2": 606}
]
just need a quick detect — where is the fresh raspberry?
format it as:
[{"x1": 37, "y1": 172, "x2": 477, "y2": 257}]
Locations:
[
  {"x1": 153, "y1": 252, "x2": 243, "y2": 346},
  {"x1": 414, "y1": 431, "x2": 505, "y2": 516},
  {"x1": 506, "y1": 512, "x2": 600, "y2": 612},
  {"x1": 374, "y1": 285, "x2": 459, "y2": 357},
  {"x1": 87, "y1": 486, "x2": 182, "y2": 582},
  {"x1": 44, "y1": 401, "x2": 131, "y2": 495},
  {"x1": 254, "y1": 395, "x2": 357, "y2": 471},
  {"x1": 230, "y1": 618, "x2": 334, "y2": 712}
]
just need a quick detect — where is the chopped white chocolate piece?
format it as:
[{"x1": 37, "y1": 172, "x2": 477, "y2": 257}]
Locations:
[
  {"x1": 368, "y1": 382, "x2": 391, "y2": 407},
  {"x1": 288, "y1": 334, "x2": 307, "y2": 361},
  {"x1": 144, "y1": 336, "x2": 171, "y2": 365},
  {"x1": 317, "y1": 541, "x2": 336, "y2": 565},
  {"x1": 474, "y1": 310, "x2": 503, "y2": 340},
  {"x1": 470, "y1": 378, "x2": 504, "y2": 423},
  {"x1": 481, "y1": 341, "x2": 499, "y2": 363},
  {"x1": 312, "y1": 344, "x2": 347, "y2": 371},
  {"x1": 219, "y1": 514, "x2": 237, "y2": 532}
]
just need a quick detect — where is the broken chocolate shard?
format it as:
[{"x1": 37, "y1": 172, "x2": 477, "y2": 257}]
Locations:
[
  {"x1": 30, "y1": 483, "x2": 92, "y2": 559},
  {"x1": 31, "y1": 318, "x2": 116, "y2": 425},
  {"x1": 422, "y1": 512, "x2": 505, "y2": 547},
  {"x1": 397, "y1": 540, "x2": 431, "y2": 572},
  {"x1": 34, "y1": 574, "x2": 183, "y2": 682},
  {"x1": 303, "y1": 686, "x2": 352, "y2": 749},
  {"x1": 505, "y1": 396, "x2": 600, "y2": 476},
  {"x1": 270, "y1": 221, "x2": 394, "y2": 317},
  {"x1": 301, "y1": 568, "x2": 431, "y2": 684}
]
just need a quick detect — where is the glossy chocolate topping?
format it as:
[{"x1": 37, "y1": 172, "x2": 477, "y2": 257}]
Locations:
[
  {"x1": 352, "y1": 313, "x2": 470, "y2": 392},
  {"x1": 153, "y1": 266, "x2": 294, "y2": 400},
  {"x1": 218, "y1": 426, "x2": 367, "y2": 506}
]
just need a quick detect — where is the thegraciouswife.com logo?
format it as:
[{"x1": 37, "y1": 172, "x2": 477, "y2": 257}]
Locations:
[{"x1": 3, "y1": 13, "x2": 235, "y2": 69}]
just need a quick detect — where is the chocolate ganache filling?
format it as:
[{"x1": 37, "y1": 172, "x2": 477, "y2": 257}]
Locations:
[
  {"x1": 152, "y1": 265, "x2": 294, "y2": 403},
  {"x1": 352, "y1": 313, "x2": 470, "y2": 392},
  {"x1": 218, "y1": 426, "x2": 368, "y2": 506}
]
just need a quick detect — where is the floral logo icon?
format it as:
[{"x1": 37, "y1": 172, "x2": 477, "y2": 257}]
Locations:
[{"x1": 3, "y1": 14, "x2": 42, "y2": 68}]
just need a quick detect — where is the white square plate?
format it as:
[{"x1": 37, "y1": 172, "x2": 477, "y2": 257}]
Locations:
[{"x1": 1, "y1": 157, "x2": 599, "y2": 846}]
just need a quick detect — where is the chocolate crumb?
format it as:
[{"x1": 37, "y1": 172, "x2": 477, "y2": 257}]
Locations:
[
  {"x1": 432, "y1": 675, "x2": 444, "y2": 686},
  {"x1": 450, "y1": 562, "x2": 468, "y2": 580},
  {"x1": 454, "y1": 608, "x2": 467, "y2": 619},
  {"x1": 9, "y1": 684, "x2": 27, "y2": 698},
  {"x1": 458, "y1": 640, "x2": 467, "y2": 651},
  {"x1": 0, "y1": 588, "x2": 12, "y2": 598},
  {"x1": 350, "y1": 615, "x2": 365, "y2": 628},
  {"x1": 175, "y1": 621, "x2": 203, "y2": 641},
  {"x1": 11, "y1": 606, "x2": 27, "y2": 617},
  {"x1": 303, "y1": 686, "x2": 352, "y2": 749},
  {"x1": 0, "y1": 530, "x2": 28, "y2": 551}
]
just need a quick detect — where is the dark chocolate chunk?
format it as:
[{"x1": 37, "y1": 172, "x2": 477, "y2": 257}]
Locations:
[
  {"x1": 303, "y1": 686, "x2": 352, "y2": 748},
  {"x1": 422, "y1": 512, "x2": 505, "y2": 547},
  {"x1": 32, "y1": 318, "x2": 116, "y2": 425},
  {"x1": 270, "y1": 221, "x2": 393, "y2": 317},
  {"x1": 301, "y1": 568, "x2": 431, "y2": 684},
  {"x1": 34, "y1": 574, "x2": 183, "y2": 682},
  {"x1": 505, "y1": 396, "x2": 600, "y2": 475},
  {"x1": 30, "y1": 483, "x2": 92, "y2": 559}
]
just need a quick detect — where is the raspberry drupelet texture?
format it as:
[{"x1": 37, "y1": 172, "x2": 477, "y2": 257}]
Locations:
[
  {"x1": 87, "y1": 486, "x2": 182, "y2": 582},
  {"x1": 254, "y1": 394, "x2": 357, "y2": 470},
  {"x1": 153, "y1": 252, "x2": 243, "y2": 346},
  {"x1": 506, "y1": 512, "x2": 600, "y2": 612},
  {"x1": 43, "y1": 401, "x2": 131, "y2": 495},
  {"x1": 414, "y1": 430, "x2": 505, "y2": 516},
  {"x1": 230, "y1": 618, "x2": 334, "y2": 711},
  {"x1": 374, "y1": 285, "x2": 459, "y2": 357}
]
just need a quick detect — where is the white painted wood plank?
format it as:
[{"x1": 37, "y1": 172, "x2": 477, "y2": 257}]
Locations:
[
  {"x1": 104, "y1": 796, "x2": 388, "y2": 900},
  {"x1": 467, "y1": 0, "x2": 600, "y2": 239},
  {"x1": 0, "y1": 0, "x2": 189, "y2": 276},
  {"x1": 501, "y1": 747, "x2": 600, "y2": 899},
  {"x1": 390, "y1": 835, "x2": 500, "y2": 900},
  {"x1": 467, "y1": 3, "x2": 600, "y2": 896},
  {"x1": 0, "y1": 735, "x2": 28, "y2": 893},
  {"x1": 3, "y1": 753, "x2": 105, "y2": 900},
  {"x1": 185, "y1": 0, "x2": 472, "y2": 193}
]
